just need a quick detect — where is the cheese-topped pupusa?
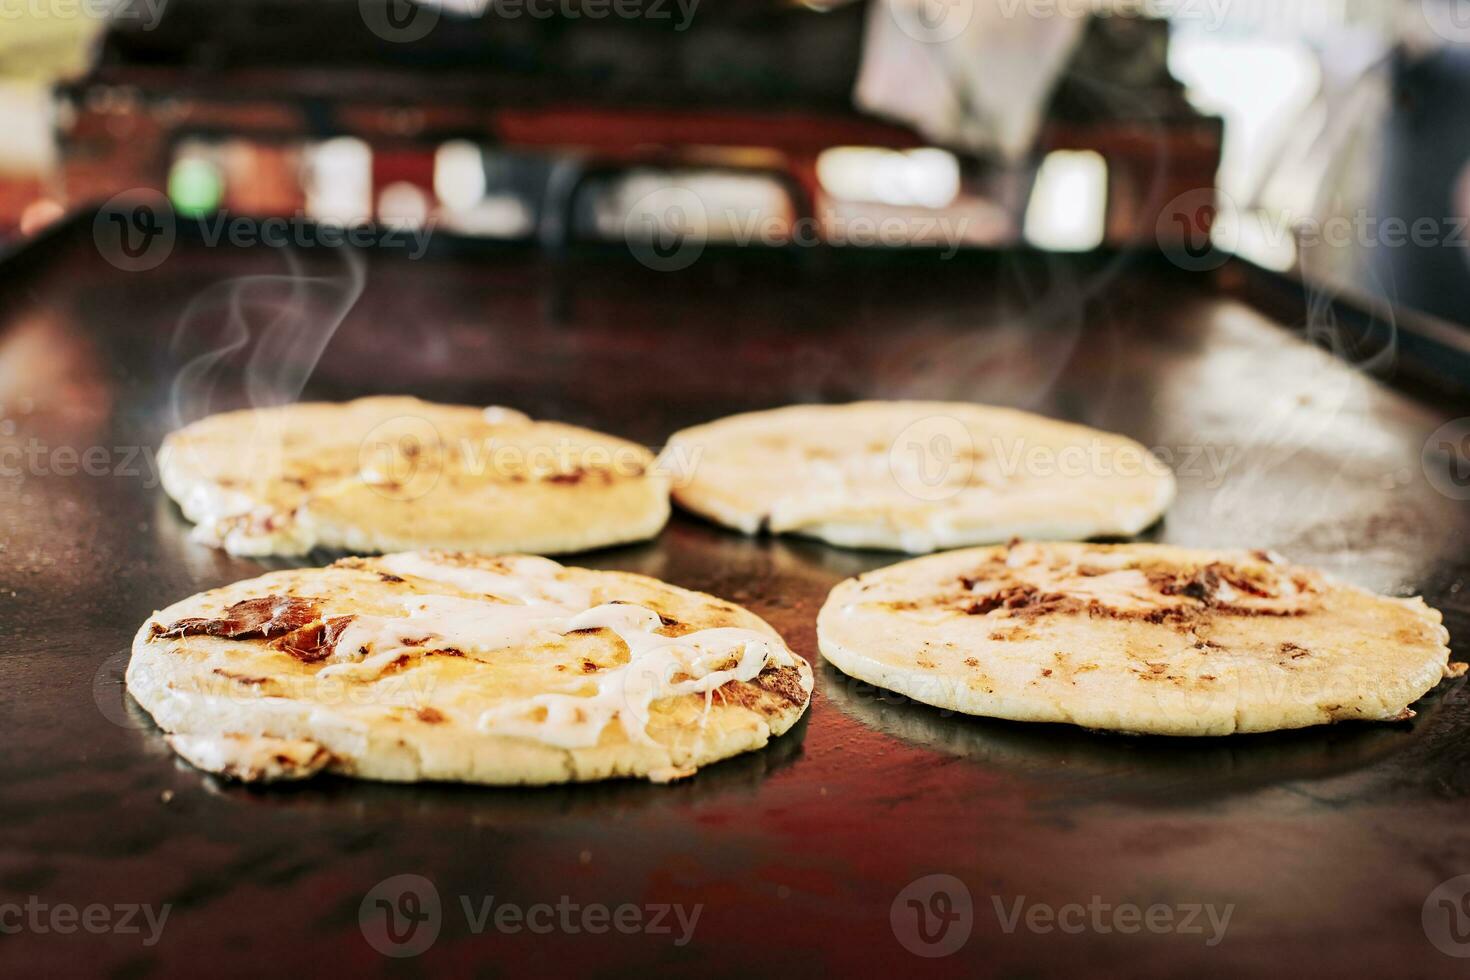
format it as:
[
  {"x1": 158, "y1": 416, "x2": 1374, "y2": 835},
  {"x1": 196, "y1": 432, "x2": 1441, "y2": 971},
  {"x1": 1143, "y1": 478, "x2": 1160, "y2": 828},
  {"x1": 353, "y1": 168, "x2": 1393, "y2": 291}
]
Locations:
[
  {"x1": 159, "y1": 396, "x2": 670, "y2": 556},
  {"x1": 665, "y1": 401, "x2": 1175, "y2": 553},
  {"x1": 818, "y1": 541, "x2": 1459, "y2": 735},
  {"x1": 128, "y1": 551, "x2": 812, "y2": 785}
]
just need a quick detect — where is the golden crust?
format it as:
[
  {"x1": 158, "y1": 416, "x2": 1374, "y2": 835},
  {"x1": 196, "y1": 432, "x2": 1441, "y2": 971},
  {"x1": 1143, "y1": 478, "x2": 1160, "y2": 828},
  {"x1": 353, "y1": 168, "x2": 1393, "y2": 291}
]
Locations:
[
  {"x1": 159, "y1": 396, "x2": 670, "y2": 556},
  {"x1": 666, "y1": 401, "x2": 1174, "y2": 552},
  {"x1": 128, "y1": 552, "x2": 812, "y2": 785},
  {"x1": 818, "y1": 541, "x2": 1456, "y2": 735}
]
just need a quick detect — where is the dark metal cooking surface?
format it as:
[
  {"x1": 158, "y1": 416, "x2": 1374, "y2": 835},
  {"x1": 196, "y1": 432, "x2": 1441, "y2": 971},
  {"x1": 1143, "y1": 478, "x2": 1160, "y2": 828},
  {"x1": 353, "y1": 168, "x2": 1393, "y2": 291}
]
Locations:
[{"x1": 3, "y1": 226, "x2": 1469, "y2": 977}]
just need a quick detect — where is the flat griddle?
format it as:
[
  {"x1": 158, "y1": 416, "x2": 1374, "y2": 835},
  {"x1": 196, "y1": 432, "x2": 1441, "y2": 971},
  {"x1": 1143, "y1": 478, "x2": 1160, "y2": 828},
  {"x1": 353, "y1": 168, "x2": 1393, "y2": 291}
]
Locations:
[{"x1": 3, "y1": 222, "x2": 1469, "y2": 977}]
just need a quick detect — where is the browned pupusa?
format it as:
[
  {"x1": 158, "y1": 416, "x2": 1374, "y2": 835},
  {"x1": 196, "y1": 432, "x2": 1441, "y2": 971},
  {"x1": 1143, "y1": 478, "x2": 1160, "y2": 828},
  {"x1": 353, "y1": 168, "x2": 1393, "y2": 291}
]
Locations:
[
  {"x1": 818, "y1": 541, "x2": 1459, "y2": 735},
  {"x1": 666, "y1": 401, "x2": 1175, "y2": 552},
  {"x1": 159, "y1": 396, "x2": 670, "y2": 557},
  {"x1": 129, "y1": 551, "x2": 813, "y2": 785}
]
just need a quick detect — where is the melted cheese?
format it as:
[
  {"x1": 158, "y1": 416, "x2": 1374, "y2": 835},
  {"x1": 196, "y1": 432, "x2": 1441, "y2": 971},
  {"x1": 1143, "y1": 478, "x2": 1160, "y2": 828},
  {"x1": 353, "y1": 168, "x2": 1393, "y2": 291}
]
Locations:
[
  {"x1": 376, "y1": 552, "x2": 592, "y2": 607},
  {"x1": 477, "y1": 606, "x2": 778, "y2": 749},
  {"x1": 971, "y1": 544, "x2": 1318, "y2": 616},
  {"x1": 316, "y1": 555, "x2": 796, "y2": 750},
  {"x1": 481, "y1": 405, "x2": 531, "y2": 426},
  {"x1": 167, "y1": 734, "x2": 329, "y2": 782}
]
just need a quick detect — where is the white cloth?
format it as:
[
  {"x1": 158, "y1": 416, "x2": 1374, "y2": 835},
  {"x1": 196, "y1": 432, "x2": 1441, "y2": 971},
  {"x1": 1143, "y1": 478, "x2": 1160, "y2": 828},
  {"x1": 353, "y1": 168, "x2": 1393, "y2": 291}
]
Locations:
[{"x1": 854, "y1": 0, "x2": 1087, "y2": 160}]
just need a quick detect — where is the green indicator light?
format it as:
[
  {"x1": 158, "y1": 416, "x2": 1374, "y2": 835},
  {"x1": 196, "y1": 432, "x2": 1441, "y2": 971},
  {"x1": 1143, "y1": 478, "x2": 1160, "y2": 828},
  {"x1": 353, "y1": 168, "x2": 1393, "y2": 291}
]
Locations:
[{"x1": 168, "y1": 157, "x2": 224, "y2": 218}]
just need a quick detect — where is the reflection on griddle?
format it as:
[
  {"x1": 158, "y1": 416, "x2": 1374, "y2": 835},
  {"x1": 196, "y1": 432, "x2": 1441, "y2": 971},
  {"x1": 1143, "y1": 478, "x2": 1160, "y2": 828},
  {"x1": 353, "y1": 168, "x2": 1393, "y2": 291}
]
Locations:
[
  {"x1": 818, "y1": 659, "x2": 1449, "y2": 808},
  {"x1": 188, "y1": 713, "x2": 809, "y2": 825}
]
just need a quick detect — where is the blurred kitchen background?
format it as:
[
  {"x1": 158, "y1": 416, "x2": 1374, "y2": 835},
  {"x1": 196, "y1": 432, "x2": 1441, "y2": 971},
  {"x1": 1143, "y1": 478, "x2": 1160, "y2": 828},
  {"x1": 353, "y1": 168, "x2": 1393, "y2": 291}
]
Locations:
[{"x1": 4, "y1": 0, "x2": 1470, "y2": 325}]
